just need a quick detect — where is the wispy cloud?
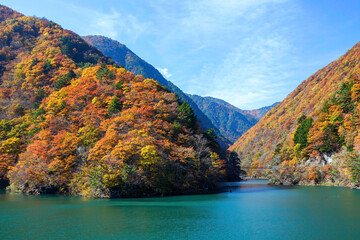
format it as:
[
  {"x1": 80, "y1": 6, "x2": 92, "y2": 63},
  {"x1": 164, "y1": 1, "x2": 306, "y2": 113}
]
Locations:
[
  {"x1": 203, "y1": 34, "x2": 297, "y2": 109},
  {"x1": 49, "y1": 0, "x2": 148, "y2": 41},
  {"x1": 5, "y1": 0, "x2": 357, "y2": 109},
  {"x1": 23, "y1": 0, "x2": 301, "y2": 109},
  {"x1": 160, "y1": 0, "x2": 300, "y2": 109},
  {"x1": 157, "y1": 67, "x2": 172, "y2": 79},
  {"x1": 91, "y1": 10, "x2": 147, "y2": 40}
]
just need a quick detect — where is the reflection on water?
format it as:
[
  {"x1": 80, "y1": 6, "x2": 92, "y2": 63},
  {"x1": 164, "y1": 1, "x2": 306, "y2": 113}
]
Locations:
[
  {"x1": 1, "y1": 180, "x2": 360, "y2": 239},
  {"x1": 220, "y1": 179, "x2": 293, "y2": 194}
]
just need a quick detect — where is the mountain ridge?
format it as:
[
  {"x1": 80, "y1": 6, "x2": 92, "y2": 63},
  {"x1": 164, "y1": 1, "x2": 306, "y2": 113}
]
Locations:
[
  {"x1": 242, "y1": 102, "x2": 279, "y2": 121},
  {"x1": 82, "y1": 35, "x2": 231, "y2": 149},
  {"x1": 0, "y1": 5, "x2": 229, "y2": 197},
  {"x1": 187, "y1": 94, "x2": 278, "y2": 143},
  {"x1": 230, "y1": 41, "x2": 360, "y2": 186}
]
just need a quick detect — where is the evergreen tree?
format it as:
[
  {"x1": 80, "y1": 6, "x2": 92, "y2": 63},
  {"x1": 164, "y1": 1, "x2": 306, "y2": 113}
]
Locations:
[
  {"x1": 178, "y1": 101, "x2": 197, "y2": 130},
  {"x1": 108, "y1": 96, "x2": 121, "y2": 115},
  {"x1": 293, "y1": 117, "x2": 313, "y2": 150}
]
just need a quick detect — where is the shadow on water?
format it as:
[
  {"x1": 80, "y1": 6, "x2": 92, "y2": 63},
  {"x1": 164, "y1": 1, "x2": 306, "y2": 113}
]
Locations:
[
  {"x1": 219, "y1": 179, "x2": 295, "y2": 194},
  {"x1": 3, "y1": 180, "x2": 360, "y2": 239},
  {"x1": 0, "y1": 180, "x2": 292, "y2": 204}
]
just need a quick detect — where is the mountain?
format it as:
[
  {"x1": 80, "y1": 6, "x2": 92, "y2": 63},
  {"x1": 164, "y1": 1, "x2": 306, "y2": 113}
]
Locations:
[
  {"x1": 230, "y1": 41, "x2": 360, "y2": 187},
  {"x1": 0, "y1": 5, "x2": 228, "y2": 197},
  {"x1": 83, "y1": 35, "x2": 164, "y2": 83},
  {"x1": 242, "y1": 102, "x2": 279, "y2": 121},
  {"x1": 82, "y1": 35, "x2": 231, "y2": 149},
  {"x1": 187, "y1": 94, "x2": 277, "y2": 143}
]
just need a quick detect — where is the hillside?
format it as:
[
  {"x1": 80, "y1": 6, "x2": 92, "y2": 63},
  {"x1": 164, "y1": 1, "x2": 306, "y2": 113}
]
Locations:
[
  {"x1": 0, "y1": 5, "x2": 230, "y2": 197},
  {"x1": 188, "y1": 94, "x2": 277, "y2": 143},
  {"x1": 230, "y1": 41, "x2": 360, "y2": 187},
  {"x1": 83, "y1": 35, "x2": 231, "y2": 149}
]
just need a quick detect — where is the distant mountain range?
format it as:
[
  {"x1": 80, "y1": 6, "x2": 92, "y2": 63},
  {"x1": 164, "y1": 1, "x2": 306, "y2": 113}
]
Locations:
[
  {"x1": 83, "y1": 35, "x2": 277, "y2": 145},
  {"x1": 188, "y1": 94, "x2": 278, "y2": 143},
  {"x1": 242, "y1": 102, "x2": 279, "y2": 121}
]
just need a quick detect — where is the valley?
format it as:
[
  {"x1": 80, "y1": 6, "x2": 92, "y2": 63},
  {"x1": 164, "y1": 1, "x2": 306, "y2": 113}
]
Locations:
[{"x1": 1, "y1": 1, "x2": 360, "y2": 239}]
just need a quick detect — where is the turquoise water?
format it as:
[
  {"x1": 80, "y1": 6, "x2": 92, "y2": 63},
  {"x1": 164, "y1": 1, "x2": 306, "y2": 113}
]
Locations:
[{"x1": 1, "y1": 180, "x2": 360, "y2": 239}]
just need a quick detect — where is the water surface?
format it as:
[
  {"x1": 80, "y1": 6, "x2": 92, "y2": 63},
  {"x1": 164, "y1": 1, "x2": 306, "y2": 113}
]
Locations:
[{"x1": 1, "y1": 180, "x2": 360, "y2": 239}]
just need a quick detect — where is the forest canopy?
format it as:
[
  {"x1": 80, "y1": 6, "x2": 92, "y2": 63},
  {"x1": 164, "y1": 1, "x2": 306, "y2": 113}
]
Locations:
[{"x1": 0, "y1": 5, "x2": 237, "y2": 198}]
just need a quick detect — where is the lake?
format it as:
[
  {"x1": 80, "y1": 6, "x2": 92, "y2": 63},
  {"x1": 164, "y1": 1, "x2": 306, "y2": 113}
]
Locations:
[{"x1": 1, "y1": 180, "x2": 360, "y2": 239}]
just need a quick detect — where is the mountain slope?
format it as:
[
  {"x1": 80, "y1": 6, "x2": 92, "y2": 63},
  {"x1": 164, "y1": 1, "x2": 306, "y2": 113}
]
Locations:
[
  {"x1": 188, "y1": 94, "x2": 277, "y2": 143},
  {"x1": 82, "y1": 35, "x2": 231, "y2": 149},
  {"x1": 0, "y1": 5, "x2": 226, "y2": 197},
  {"x1": 230, "y1": 41, "x2": 360, "y2": 186}
]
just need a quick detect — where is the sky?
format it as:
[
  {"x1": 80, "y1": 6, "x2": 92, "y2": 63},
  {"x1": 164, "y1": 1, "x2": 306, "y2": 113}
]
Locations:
[{"x1": 2, "y1": 0, "x2": 360, "y2": 109}]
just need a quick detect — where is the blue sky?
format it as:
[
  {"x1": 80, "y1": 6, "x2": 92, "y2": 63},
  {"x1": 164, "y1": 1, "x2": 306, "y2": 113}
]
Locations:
[{"x1": 3, "y1": 0, "x2": 360, "y2": 109}]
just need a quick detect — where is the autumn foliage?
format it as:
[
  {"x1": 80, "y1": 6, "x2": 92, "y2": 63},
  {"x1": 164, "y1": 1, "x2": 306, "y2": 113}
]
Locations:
[
  {"x1": 0, "y1": 5, "x2": 226, "y2": 197},
  {"x1": 230, "y1": 38, "x2": 360, "y2": 186}
]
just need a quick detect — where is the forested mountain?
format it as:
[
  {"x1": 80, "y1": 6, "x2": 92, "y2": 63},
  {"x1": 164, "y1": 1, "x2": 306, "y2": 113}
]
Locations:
[
  {"x1": 187, "y1": 94, "x2": 277, "y2": 143},
  {"x1": 0, "y1": 5, "x2": 232, "y2": 197},
  {"x1": 230, "y1": 41, "x2": 360, "y2": 187},
  {"x1": 83, "y1": 35, "x2": 231, "y2": 149},
  {"x1": 242, "y1": 102, "x2": 279, "y2": 121}
]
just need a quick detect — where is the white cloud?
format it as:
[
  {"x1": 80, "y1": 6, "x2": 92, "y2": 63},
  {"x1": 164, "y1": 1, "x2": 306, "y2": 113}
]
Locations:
[
  {"x1": 90, "y1": 10, "x2": 147, "y2": 40},
  {"x1": 33, "y1": 0, "x2": 300, "y2": 109},
  {"x1": 51, "y1": 1, "x2": 148, "y2": 41},
  {"x1": 66, "y1": 0, "x2": 299, "y2": 109},
  {"x1": 165, "y1": 0, "x2": 300, "y2": 109},
  {"x1": 188, "y1": 33, "x2": 297, "y2": 109},
  {"x1": 157, "y1": 68, "x2": 172, "y2": 79},
  {"x1": 156, "y1": 0, "x2": 290, "y2": 46}
]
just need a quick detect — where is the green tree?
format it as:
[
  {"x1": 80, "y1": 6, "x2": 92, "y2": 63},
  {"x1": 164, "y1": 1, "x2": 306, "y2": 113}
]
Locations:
[
  {"x1": 204, "y1": 128, "x2": 219, "y2": 151},
  {"x1": 97, "y1": 63, "x2": 115, "y2": 81},
  {"x1": 55, "y1": 70, "x2": 76, "y2": 90},
  {"x1": 293, "y1": 117, "x2": 313, "y2": 150},
  {"x1": 108, "y1": 96, "x2": 121, "y2": 115},
  {"x1": 178, "y1": 101, "x2": 196, "y2": 130},
  {"x1": 114, "y1": 80, "x2": 123, "y2": 90},
  {"x1": 316, "y1": 123, "x2": 340, "y2": 153},
  {"x1": 345, "y1": 152, "x2": 360, "y2": 185},
  {"x1": 225, "y1": 151, "x2": 243, "y2": 181},
  {"x1": 331, "y1": 82, "x2": 354, "y2": 113}
]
